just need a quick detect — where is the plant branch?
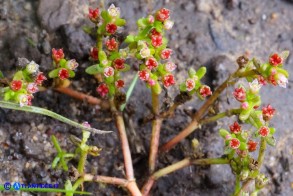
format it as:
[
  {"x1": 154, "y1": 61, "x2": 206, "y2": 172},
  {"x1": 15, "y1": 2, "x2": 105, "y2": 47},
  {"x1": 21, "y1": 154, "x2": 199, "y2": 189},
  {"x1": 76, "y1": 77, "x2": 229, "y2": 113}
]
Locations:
[
  {"x1": 257, "y1": 138, "x2": 267, "y2": 167},
  {"x1": 160, "y1": 69, "x2": 244, "y2": 152},
  {"x1": 109, "y1": 99, "x2": 142, "y2": 196},
  {"x1": 0, "y1": 100, "x2": 111, "y2": 134},
  {"x1": 142, "y1": 157, "x2": 228, "y2": 195},
  {"x1": 149, "y1": 91, "x2": 163, "y2": 173},
  {"x1": 54, "y1": 87, "x2": 109, "y2": 108}
]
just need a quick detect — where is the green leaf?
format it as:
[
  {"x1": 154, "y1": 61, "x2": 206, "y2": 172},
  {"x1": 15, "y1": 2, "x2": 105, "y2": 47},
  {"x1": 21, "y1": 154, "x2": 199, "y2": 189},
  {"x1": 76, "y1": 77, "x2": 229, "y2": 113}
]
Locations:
[
  {"x1": 65, "y1": 180, "x2": 73, "y2": 196},
  {"x1": 116, "y1": 18, "x2": 126, "y2": 26},
  {"x1": 99, "y1": 51, "x2": 107, "y2": 62},
  {"x1": 101, "y1": 10, "x2": 111, "y2": 23},
  {"x1": 137, "y1": 18, "x2": 148, "y2": 28},
  {"x1": 152, "y1": 82, "x2": 162, "y2": 95},
  {"x1": 109, "y1": 84, "x2": 115, "y2": 96},
  {"x1": 179, "y1": 83, "x2": 187, "y2": 92},
  {"x1": 136, "y1": 26, "x2": 152, "y2": 40},
  {"x1": 196, "y1": 67, "x2": 207, "y2": 79},
  {"x1": 105, "y1": 76, "x2": 114, "y2": 83},
  {"x1": 269, "y1": 127, "x2": 276, "y2": 134},
  {"x1": 69, "y1": 70, "x2": 75, "y2": 78},
  {"x1": 239, "y1": 108, "x2": 252, "y2": 121},
  {"x1": 120, "y1": 64, "x2": 131, "y2": 72},
  {"x1": 48, "y1": 69, "x2": 60, "y2": 78},
  {"x1": 276, "y1": 68, "x2": 289, "y2": 78},
  {"x1": 52, "y1": 157, "x2": 60, "y2": 169},
  {"x1": 266, "y1": 136, "x2": 276, "y2": 146},
  {"x1": 82, "y1": 26, "x2": 93, "y2": 34},
  {"x1": 219, "y1": 129, "x2": 229, "y2": 138},
  {"x1": 59, "y1": 59, "x2": 67, "y2": 68},
  {"x1": 125, "y1": 35, "x2": 135, "y2": 43},
  {"x1": 188, "y1": 68, "x2": 196, "y2": 78},
  {"x1": 85, "y1": 64, "x2": 103, "y2": 75},
  {"x1": 109, "y1": 52, "x2": 120, "y2": 60},
  {"x1": 0, "y1": 70, "x2": 4, "y2": 79},
  {"x1": 239, "y1": 142, "x2": 247, "y2": 151},
  {"x1": 154, "y1": 21, "x2": 163, "y2": 33}
]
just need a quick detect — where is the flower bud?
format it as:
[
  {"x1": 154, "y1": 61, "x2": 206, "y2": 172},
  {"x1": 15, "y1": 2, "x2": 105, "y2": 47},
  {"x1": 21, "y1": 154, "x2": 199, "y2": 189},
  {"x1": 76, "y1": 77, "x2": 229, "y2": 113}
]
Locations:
[
  {"x1": 185, "y1": 79, "x2": 195, "y2": 91},
  {"x1": 233, "y1": 87, "x2": 246, "y2": 102},
  {"x1": 96, "y1": 83, "x2": 109, "y2": 97},
  {"x1": 10, "y1": 80, "x2": 22, "y2": 91},
  {"x1": 269, "y1": 53, "x2": 282, "y2": 66},
  {"x1": 104, "y1": 67, "x2": 114, "y2": 77},
  {"x1": 108, "y1": 4, "x2": 120, "y2": 17},
  {"x1": 156, "y1": 8, "x2": 170, "y2": 22},
  {"x1": 199, "y1": 85, "x2": 212, "y2": 98},
  {"x1": 262, "y1": 104, "x2": 275, "y2": 121},
  {"x1": 229, "y1": 122, "x2": 241, "y2": 134},
  {"x1": 58, "y1": 68, "x2": 69, "y2": 80},
  {"x1": 163, "y1": 74, "x2": 175, "y2": 88},
  {"x1": 52, "y1": 48, "x2": 64, "y2": 63}
]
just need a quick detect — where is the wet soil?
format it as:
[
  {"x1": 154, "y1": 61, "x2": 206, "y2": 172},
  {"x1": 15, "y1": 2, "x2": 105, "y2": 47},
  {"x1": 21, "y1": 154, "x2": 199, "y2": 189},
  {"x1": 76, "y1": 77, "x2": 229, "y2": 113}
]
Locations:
[{"x1": 0, "y1": 0, "x2": 293, "y2": 195}]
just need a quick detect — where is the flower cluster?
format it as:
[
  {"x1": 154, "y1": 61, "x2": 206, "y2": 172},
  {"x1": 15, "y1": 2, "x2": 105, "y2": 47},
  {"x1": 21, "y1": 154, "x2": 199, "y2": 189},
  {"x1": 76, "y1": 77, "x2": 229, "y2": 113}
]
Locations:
[
  {"x1": 3, "y1": 61, "x2": 46, "y2": 106},
  {"x1": 49, "y1": 48, "x2": 78, "y2": 81},
  {"x1": 86, "y1": 4, "x2": 127, "y2": 97},
  {"x1": 242, "y1": 51, "x2": 289, "y2": 88},
  {"x1": 233, "y1": 79, "x2": 262, "y2": 121},
  {"x1": 179, "y1": 67, "x2": 212, "y2": 99},
  {"x1": 125, "y1": 8, "x2": 176, "y2": 94}
]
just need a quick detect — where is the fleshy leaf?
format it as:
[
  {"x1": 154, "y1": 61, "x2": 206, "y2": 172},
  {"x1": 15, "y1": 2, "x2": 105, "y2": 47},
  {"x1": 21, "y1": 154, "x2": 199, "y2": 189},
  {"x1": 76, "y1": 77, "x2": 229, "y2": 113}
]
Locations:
[
  {"x1": 85, "y1": 64, "x2": 103, "y2": 75},
  {"x1": 196, "y1": 67, "x2": 207, "y2": 79},
  {"x1": 266, "y1": 136, "x2": 276, "y2": 146},
  {"x1": 48, "y1": 69, "x2": 60, "y2": 78}
]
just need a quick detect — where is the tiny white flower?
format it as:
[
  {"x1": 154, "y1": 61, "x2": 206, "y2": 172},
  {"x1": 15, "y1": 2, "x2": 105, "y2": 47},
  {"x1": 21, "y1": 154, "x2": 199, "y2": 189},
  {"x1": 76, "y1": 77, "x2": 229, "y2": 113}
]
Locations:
[
  {"x1": 164, "y1": 62, "x2": 177, "y2": 72},
  {"x1": 249, "y1": 79, "x2": 262, "y2": 94},
  {"x1": 163, "y1": 20, "x2": 174, "y2": 30},
  {"x1": 26, "y1": 61, "x2": 39, "y2": 74},
  {"x1": 19, "y1": 94, "x2": 28, "y2": 107},
  {"x1": 27, "y1": 83, "x2": 39, "y2": 94},
  {"x1": 277, "y1": 73, "x2": 288, "y2": 88},
  {"x1": 119, "y1": 48, "x2": 129, "y2": 58},
  {"x1": 108, "y1": 4, "x2": 120, "y2": 17},
  {"x1": 137, "y1": 40, "x2": 147, "y2": 48},
  {"x1": 139, "y1": 47, "x2": 151, "y2": 59},
  {"x1": 104, "y1": 67, "x2": 114, "y2": 77},
  {"x1": 185, "y1": 79, "x2": 195, "y2": 91},
  {"x1": 66, "y1": 59, "x2": 79, "y2": 70}
]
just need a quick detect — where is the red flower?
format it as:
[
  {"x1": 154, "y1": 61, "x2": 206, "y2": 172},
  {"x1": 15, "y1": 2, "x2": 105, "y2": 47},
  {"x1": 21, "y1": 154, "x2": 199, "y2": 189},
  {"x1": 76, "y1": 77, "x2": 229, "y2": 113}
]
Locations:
[
  {"x1": 233, "y1": 87, "x2": 246, "y2": 102},
  {"x1": 106, "y1": 38, "x2": 118, "y2": 51},
  {"x1": 199, "y1": 85, "x2": 212, "y2": 98},
  {"x1": 138, "y1": 70, "x2": 150, "y2": 81},
  {"x1": 229, "y1": 122, "x2": 241, "y2": 134},
  {"x1": 35, "y1": 72, "x2": 47, "y2": 85},
  {"x1": 52, "y1": 48, "x2": 64, "y2": 63},
  {"x1": 115, "y1": 80, "x2": 124, "y2": 88},
  {"x1": 258, "y1": 126, "x2": 270, "y2": 137},
  {"x1": 113, "y1": 58, "x2": 125, "y2": 70},
  {"x1": 58, "y1": 68, "x2": 69, "y2": 80},
  {"x1": 88, "y1": 8, "x2": 99, "y2": 22},
  {"x1": 163, "y1": 74, "x2": 175, "y2": 88},
  {"x1": 106, "y1": 23, "x2": 118, "y2": 34},
  {"x1": 97, "y1": 83, "x2": 109, "y2": 97},
  {"x1": 247, "y1": 140, "x2": 257, "y2": 152},
  {"x1": 257, "y1": 75, "x2": 267, "y2": 85},
  {"x1": 156, "y1": 8, "x2": 170, "y2": 22},
  {"x1": 262, "y1": 104, "x2": 275, "y2": 121},
  {"x1": 268, "y1": 74, "x2": 277, "y2": 86},
  {"x1": 186, "y1": 79, "x2": 195, "y2": 91},
  {"x1": 27, "y1": 95, "x2": 33, "y2": 106},
  {"x1": 160, "y1": 49, "x2": 172, "y2": 60},
  {"x1": 146, "y1": 57, "x2": 158, "y2": 70},
  {"x1": 151, "y1": 35, "x2": 163, "y2": 47},
  {"x1": 10, "y1": 80, "x2": 22, "y2": 91},
  {"x1": 27, "y1": 83, "x2": 39, "y2": 94},
  {"x1": 229, "y1": 138, "x2": 240, "y2": 149},
  {"x1": 90, "y1": 47, "x2": 99, "y2": 61},
  {"x1": 269, "y1": 53, "x2": 282, "y2": 66},
  {"x1": 104, "y1": 67, "x2": 114, "y2": 77},
  {"x1": 150, "y1": 29, "x2": 161, "y2": 38}
]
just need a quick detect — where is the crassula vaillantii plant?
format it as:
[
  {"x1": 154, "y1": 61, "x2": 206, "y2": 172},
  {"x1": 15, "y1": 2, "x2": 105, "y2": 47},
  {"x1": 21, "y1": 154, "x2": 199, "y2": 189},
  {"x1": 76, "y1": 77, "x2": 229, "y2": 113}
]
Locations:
[{"x1": 0, "y1": 2, "x2": 290, "y2": 196}]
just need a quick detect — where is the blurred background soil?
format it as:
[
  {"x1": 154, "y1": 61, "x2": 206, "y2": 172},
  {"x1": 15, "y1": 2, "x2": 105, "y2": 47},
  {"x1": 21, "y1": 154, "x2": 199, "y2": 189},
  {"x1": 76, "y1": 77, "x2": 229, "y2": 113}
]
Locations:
[{"x1": 0, "y1": 0, "x2": 293, "y2": 195}]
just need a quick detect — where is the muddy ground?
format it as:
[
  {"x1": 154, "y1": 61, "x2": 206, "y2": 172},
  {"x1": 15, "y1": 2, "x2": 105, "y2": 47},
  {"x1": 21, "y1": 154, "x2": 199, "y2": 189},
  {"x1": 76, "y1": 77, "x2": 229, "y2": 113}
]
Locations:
[{"x1": 0, "y1": 0, "x2": 293, "y2": 195}]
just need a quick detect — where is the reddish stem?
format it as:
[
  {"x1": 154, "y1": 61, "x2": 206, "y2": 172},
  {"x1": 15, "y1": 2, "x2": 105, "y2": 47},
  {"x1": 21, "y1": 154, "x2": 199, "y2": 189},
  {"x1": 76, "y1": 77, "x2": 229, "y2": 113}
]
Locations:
[
  {"x1": 148, "y1": 92, "x2": 162, "y2": 173},
  {"x1": 55, "y1": 87, "x2": 109, "y2": 108},
  {"x1": 160, "y1": 69, "x2": 241, "y2": 152}
]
